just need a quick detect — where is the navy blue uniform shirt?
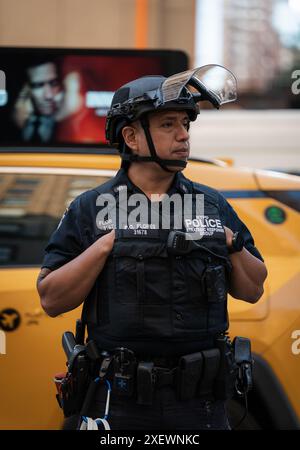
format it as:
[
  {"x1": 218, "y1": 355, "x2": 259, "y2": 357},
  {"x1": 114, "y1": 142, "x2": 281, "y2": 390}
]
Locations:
[{"x1": 42, "y1": 168, "x2": 263, "y2": 271}]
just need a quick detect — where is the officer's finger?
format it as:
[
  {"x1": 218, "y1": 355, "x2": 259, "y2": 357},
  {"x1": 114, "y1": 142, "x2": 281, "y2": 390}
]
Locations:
[
  {"x1": 98, "y1": 229, "x2": 115, "y2": 253},
  {"x1": 223, "y1": 226, "x2": 233, "y2": 247},
  {"x1": 103, "y1": 229, "x2": 115, "y2": 240}
]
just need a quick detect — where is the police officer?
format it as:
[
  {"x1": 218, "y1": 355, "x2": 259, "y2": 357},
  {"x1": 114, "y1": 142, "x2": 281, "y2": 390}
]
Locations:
[{"x1": 37, "y1": 66, "x2": 267, "y2": 430}]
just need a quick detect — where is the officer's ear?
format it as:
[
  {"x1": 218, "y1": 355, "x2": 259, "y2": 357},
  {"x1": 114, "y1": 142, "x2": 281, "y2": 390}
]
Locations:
[{"x1": 122, "y1": 123, "x2": 140, "y2": 153}]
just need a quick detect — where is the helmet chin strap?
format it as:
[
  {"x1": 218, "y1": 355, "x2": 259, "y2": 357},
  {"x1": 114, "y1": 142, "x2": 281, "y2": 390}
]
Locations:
[{"x1": 120, "y1": 116, "x2": 187, "y2": 173}]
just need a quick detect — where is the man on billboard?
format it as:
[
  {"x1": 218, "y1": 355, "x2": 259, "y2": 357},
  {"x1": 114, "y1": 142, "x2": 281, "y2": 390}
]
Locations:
[{"x1": 12, "y1": 57, "x2": 64, "y2": 143}]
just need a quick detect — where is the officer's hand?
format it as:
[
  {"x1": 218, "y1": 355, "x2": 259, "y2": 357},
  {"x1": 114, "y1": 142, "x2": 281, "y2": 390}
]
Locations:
[
  {"x1": 98, "y1": 229, "x2": 115, "y2": 255},
  {"x1": 223, "y1": 226, "x2": 234, "y2": 248}
]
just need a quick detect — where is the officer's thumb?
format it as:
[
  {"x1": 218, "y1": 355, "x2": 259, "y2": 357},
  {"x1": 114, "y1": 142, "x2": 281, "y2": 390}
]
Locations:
[
  {"x1": 107, "y1": 229, "x2": 116, "y2": 249},
  {"x1": 106, "y1": 229, "x2": 115, "y2": 241},
  {"x1": 98, "y1": 229, "x2": 115, "y2": 254}
]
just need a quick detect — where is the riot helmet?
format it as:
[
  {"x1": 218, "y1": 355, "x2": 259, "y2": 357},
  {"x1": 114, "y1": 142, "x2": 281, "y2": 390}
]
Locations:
[{"x1": 105, "y1": 64, "x2": 237, "y2": 172}]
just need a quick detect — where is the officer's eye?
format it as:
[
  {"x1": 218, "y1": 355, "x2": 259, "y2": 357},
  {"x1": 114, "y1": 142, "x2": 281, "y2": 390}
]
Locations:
[{"x1": 161, "y1": 121, "x2": 173, "y2": 128}]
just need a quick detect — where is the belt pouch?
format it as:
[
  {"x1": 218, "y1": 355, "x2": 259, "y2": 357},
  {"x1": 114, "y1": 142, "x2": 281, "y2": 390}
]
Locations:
[
  {"x1": 197, "y1": 348, "x2": 220, "y2": 398},
  {"x1": 137, "y1": 361, "x2": 155, "y2": 405},
  {"x1": 177, "y1": 352, "x2": 203, "y2": 401}
]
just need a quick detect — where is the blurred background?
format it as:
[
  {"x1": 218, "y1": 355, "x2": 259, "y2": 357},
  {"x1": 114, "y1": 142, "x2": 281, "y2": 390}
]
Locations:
[{"x1": 0, "y1": 0, "x2": 299, "y2": 170}]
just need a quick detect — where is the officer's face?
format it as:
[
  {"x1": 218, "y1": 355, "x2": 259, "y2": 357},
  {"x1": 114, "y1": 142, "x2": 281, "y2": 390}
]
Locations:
[{"x1": 135, "y1": 110, "x2": 191, "y2": 172}]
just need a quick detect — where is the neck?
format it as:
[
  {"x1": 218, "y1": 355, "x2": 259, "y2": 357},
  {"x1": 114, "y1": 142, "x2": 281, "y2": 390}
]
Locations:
[{"x1": 127, "y1": 162, "x2": 176, "y2": 198}]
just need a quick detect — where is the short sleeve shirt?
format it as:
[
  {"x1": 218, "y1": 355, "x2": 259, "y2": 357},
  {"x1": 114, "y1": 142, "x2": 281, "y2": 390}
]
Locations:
[{"x1": 41, "y1": 169, "x2": 264, "y2": 270}]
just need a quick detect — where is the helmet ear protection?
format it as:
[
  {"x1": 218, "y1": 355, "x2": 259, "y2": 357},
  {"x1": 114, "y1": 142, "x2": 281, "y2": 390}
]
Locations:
[{"x1": 105, "y1": 65, "x2": 237, "y2": 172}]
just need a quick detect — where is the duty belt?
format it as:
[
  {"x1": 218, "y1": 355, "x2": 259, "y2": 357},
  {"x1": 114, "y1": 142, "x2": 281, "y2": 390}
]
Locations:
[
  {"x1": 98, "y1": 346, "x2": 229, "y2": 405},
  {"x1": 56, "y1": 330, "x2": 252, "y2": 418}
]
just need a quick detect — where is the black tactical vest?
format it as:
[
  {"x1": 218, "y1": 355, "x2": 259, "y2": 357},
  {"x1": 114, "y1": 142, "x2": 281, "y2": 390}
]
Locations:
[{"x1": 83, "y1": 171, "x2": 232, "y2": 356}]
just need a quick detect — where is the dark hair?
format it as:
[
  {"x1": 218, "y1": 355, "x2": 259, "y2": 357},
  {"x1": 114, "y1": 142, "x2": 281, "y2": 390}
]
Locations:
[{"x1": 24, "y1": 54, "x2": 62, "y2": 82}]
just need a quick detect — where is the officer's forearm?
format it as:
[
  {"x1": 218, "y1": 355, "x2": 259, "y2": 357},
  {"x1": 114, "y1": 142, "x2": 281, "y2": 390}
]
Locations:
[
  {"x1": 38, "y1": 231, "x2": 115, "y2": 317},
  {"x1": 228, "y1": 247, "x2": 268, "y2": 303}
]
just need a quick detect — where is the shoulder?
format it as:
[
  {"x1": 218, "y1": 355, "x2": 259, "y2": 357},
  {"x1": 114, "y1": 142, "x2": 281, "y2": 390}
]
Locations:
[
  {"x1": 64, "y1": 174, "x2": 124, "y2": 231},
  {"x1": 91, "y1": 169, "x2": 128, "y2": 196},
  {"x1": 71, "y1": 173, "x2": 121, "y2": 210},
  {"x1": 92, "y1": 177, "x2": 120, "y2": 195},
  {"x1": 189, "y1": 178, "x2": 223, "y2": 206},
  {"x1": 181, "y1": 174, "x2": 233, "y2": 212}
]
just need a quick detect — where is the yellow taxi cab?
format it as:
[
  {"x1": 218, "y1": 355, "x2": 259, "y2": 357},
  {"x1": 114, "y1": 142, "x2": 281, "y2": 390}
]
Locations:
[{"x1": 0, "y1": 148, "x2": 299, "y2": 429}]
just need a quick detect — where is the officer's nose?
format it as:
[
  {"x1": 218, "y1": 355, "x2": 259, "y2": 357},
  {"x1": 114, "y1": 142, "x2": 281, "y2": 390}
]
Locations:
[{"x1": 176, "y1": 123, "x2": 189, "y2": 142}]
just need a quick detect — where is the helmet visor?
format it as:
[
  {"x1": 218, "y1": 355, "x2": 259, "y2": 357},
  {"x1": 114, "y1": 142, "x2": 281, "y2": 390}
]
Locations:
[{"x1": 161, "y1": 64, "x2": 237, "y2": 107}]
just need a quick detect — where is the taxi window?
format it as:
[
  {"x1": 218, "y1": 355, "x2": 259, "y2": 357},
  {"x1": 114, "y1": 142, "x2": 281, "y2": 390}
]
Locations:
[{"x1": 0, "y1": 173, "x2": 111, "y2": 267}]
